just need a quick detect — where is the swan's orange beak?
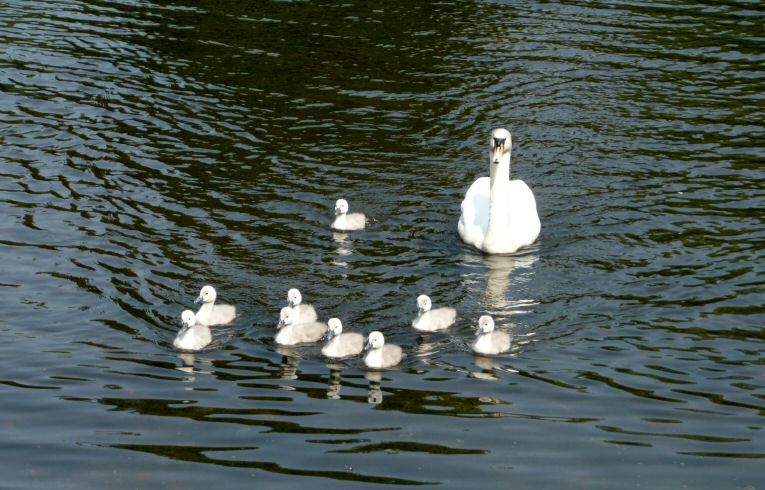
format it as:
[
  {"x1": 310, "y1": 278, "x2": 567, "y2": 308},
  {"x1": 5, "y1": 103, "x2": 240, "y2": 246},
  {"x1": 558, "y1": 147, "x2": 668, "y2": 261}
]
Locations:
[{"x1": 492, "y1": 142, "x2": 504, "y2": 164}]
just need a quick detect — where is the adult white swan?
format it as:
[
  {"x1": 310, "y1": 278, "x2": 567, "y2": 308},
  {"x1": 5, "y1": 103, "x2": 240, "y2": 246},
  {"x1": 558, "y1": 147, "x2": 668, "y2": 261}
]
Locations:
[{"x1": 458, "y1": 128, "x2": 540, "y2": 254}]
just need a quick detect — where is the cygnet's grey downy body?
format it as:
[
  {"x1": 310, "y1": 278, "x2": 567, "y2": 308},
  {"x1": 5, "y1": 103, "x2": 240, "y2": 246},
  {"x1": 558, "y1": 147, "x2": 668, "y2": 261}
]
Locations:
[
  {"x1": 195, "y1": 285, "x2": 236, "y2": 326},
  {"x1": 364, "y1": 331, "x2": 403, "y2": 369},
  {"x1": 331, "y1": 199, "x2": 366, "y2": 231},
  {"x1": 287, "y1": 288, "x2": 318, "y2": 323},
  {"x1": 321, "y1": 318, "x2": 364, "y2": 359},
  {"x1": 173, "y1": 310, "x2": 212, "y2": 351},
  {"x1": 412, "y1": 294, "x2": 457, "y2": 332},
  {"x1": 275, "y1": 306, "x2": 328, "y2": 346},
  {"x1": 472, "y1": 315, "x2": 511, "y2": 355}
]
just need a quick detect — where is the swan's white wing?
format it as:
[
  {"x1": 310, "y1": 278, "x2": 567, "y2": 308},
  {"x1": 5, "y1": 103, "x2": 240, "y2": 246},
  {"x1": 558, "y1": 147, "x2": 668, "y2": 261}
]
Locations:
[
  {"x1": 430, "y1": 307, "x2": 457, "y2": 329},
  {"x1": 458, "y1": 176, "x2": 490, "y2": 249},
  {"x1": 295, "y1": 321, "x2": 328, "y2": 344},
  {"x1": 507, "y1": 180, "x2": 541, "y2": 249},
  {"x1": 382, "y1": 344, "x2": 403, "y2": 367},
  {"x1": 322, "y1": 332, "x2": 364, "y2": 358},
  {"x1": 209, "y1": 304, "x2": 236, "y2": 326},
  {"x1": 345, "y1": 213, "x2": 366, "y2": 230},
  {"x1": 295, "y1": 304, "x2": 318, "y2": 323}
]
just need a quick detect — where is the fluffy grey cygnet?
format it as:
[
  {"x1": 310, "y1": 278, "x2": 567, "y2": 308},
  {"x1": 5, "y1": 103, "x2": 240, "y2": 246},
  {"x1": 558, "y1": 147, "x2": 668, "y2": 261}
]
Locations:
[
  {"x1": 195, "y1": 285, "x2": 236, "y2": 326},
  {"x1": 287, "y1": 288, "x2": 318, "y2": 323},
  {"x1": 321, "y1": 318, "x2": 364, "y2": 358},
  {"x1": 412, "y1": 294, "x2": 457, "y2": 332},
  {"x1": 331, "y1": 199, "x2": 366, "y2": 231},
  {"x1": 173, "y1": 310, "x2": 212, "y2": 351},
  {"x1": 364, "y1": 331, "x2": 403, "y2": 369},
  {"x1": 472, "y1": 315, "x2": 511, "y2": 355},
  {"x1": 275, "y1": 306, "x2": 328, "y2": 346}
]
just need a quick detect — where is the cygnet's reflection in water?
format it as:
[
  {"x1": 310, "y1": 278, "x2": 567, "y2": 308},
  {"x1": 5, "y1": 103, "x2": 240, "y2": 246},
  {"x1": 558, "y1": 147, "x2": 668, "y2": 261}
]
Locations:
[
  {"x1": 175, "y1": 352, "x2": 213, "y2": 381},
  {"x1": 366, "y1": 370, "x2": 383, "y2": 405},
  {"x1": 481, "y1": 252, "x2": 538, "y2": 312},
  {"x1": 332, "y1": 232, "x2": 353, "y2": 267},
  {"x1": 325, "y1": 362, "x2": 344, "y2": 400},
  {"x1": 275, "y1": 346, "x2": 300, "y2": 385},
  {"x1": 469, "y1": 355, "x2": 519, "y2": 381},
  {"x1": 413, "y1": 332, "x2": 444, "y2": 366}
]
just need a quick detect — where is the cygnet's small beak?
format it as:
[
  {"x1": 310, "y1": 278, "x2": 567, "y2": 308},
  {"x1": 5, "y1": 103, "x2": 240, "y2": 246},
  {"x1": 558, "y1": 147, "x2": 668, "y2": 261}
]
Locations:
[
  {"x1": 277, "y1": 320, "x2": 285, "y2": 329},
  {"x1": 194, "y1": 295, "x2": 203, "y2": 304},
  {"x1": 334, "y1": 206, "x2": 342, "y2": 216},
  {"x1": 364, "y1": 340, "x2": 372, "y2": 351},
  {"x1": 475, "y1": 327, "x2": 483, "y2": 337}
]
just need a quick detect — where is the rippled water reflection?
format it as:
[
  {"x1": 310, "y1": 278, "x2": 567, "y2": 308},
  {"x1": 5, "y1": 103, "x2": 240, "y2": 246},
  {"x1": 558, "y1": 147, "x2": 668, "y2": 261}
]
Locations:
[{"x1": 1, "y1": 0, "x2": 763, "y2": 488}]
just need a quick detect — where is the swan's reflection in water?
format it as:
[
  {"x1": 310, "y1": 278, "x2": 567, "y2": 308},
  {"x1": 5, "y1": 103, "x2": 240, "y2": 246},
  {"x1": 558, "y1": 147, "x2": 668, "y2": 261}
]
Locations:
[
  {"x1": 275, "y1": 347, "x2": 300, "y2": 388},
  {"x1": 175, "y1": 352, "x2": 214, "y2": 382},
  {"x1": 366, "y1": 370, "x2": 383, "y2": 405},
  {"x1": 481, "y1": 253, "x2": 538, "y2": 312},
  {"x1": 469, "y1": 355, "x2": 519, "y2": 381},
  {"x1": 470, "y1": 355, "x2": 501, "y2": 381},
  {"x1": 332, "y1": 232, "x2": 352, "y2": 267},
  {"x1": 413, "y1": 332, "x2": 440, "y2": 359},
  {"x1": 325, "y1": 362, "x2": 344, "y2": 400}
]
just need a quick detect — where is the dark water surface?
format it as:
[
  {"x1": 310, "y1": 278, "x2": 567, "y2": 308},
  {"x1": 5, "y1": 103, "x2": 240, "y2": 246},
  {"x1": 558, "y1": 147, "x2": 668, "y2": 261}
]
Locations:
[{"x1": 1, "y1": 0, "x2": 763, "y2": 488}]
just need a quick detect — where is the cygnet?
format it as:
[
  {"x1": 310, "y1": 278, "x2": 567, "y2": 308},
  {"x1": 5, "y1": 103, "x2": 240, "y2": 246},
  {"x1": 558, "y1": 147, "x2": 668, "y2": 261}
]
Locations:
[
  {"x1": 364, "y1": 331, "x2": 403, "y2": 369},
  {"x1": 331, "y1": 198, "x2": 366, "y2": 231},
  {"x1": 275, "y1": 306, "x2": 328, "y2": 346},
  {"x1": 321, "y1": 318, "x2": 364, "y2": 359},
  {"x1": 287, "y1": 288, "x2": 318, "y2": 323},
  {"x1": 173, "y1": 310, "x2": 212, "y2": 351},
  {"x1": 412, "y1": 294, "x2": 457, "y2": 331},
  {"x1": 195, "y1": 285, "x2": 236, "y2": 326},
  {"x1": 472, "y1": 315, "x2": 511, "y2": 355}
]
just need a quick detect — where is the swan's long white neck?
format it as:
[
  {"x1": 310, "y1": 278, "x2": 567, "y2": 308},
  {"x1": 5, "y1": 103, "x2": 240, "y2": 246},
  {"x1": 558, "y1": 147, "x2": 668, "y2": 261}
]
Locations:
[
  {"x1": 486, "y1": 152, "x2": 511, "y2": 243},
  {"x1": 333, "y1": 213, "x2": 347, "y2": 228},
  {"x1": 474, "y1": 331, "x2": 492, "y2": 351},
  {"x1": 366, "y1": 346, "x2": 383, "y2": 365},
  {"x1": 197, "y1": 301, "x2": 214, "y2": 322}
]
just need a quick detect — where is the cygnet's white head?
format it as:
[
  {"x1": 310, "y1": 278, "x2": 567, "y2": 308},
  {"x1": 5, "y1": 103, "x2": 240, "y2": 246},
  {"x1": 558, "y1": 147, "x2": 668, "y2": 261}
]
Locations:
[
  {"x1": 195, "y1": 285, "x2": 217, "y2": 304},
  {"x1": 287, "y1": 288, "x2": 302, "y2": 307},
  {"x1": 476, "y1": 315, "x2": 495, "y2": 336},
  {"x1": 416, "y1": 294, "x2": 432, "y2": 313},
  {"x1": 335, "y1": 199, "x2": 349, "y2": 216},
  {"x1": 181, "y1": 309, "x2": 196, "y2": 328},
  {"x1": 365, "y1": 331, "x2": 385, "y2": 350},
  {"x1": 327, "y1": 317, "x2": 343, "y2": 339},
  {"x1": 490, "y1": 128, "x2": 512, "y2": 165},
  {"x1": 278, "y1": 306, "x2": 293, "y2": 329}
]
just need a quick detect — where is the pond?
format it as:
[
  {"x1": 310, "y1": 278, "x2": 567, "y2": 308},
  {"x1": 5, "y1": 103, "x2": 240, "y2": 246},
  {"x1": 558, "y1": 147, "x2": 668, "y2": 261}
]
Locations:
[{"x1": 0, "y1": 0, "x2": 763, "y2": 488}]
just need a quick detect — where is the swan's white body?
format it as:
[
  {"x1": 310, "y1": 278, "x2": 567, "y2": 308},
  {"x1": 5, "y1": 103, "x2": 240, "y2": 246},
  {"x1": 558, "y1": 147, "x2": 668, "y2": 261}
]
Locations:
[
  {"x1": 276, "y1": 306, "x2": 327, "y2": 346},
  {"x1": 364, "y1": 331, "x2": 403, "y2": 369},
  {"x1": 287, "y1": 288, "x2": 318, "y2": 324},
  {"x1": 332, "y1": 199, "x2": 366, "y2": 231},
  {"x1": 195, "y1": 285, "x2": 236, "y2": 326},
  {"x1": 458, "y1": 129, "x2": 540, "y2": 254},
  {"x1": 174, "y1": 310, "x2": 212, "y2": 351},
  {"x1": 412, "y1": 295, "x2": 456, "y2": 332},
  {"x1": 472, "y1": 315, "x2": 511, "y2": 355},
  {"x1": 321, "y1": 318, "x2": 364, "y2": 358}
]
